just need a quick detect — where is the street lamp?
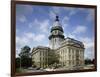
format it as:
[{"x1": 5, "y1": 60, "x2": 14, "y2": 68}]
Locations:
[
  {"x1": 19, "y1": 52, "x2": 22, "y2": 70},
  {"x1": 16, "y1": 50, "x2": 22, "y2": 70},
  {"x1": 20, "y1": 55, "x2": 21, "y2": 70}
]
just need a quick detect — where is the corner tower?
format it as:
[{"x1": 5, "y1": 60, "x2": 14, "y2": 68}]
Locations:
[{"x1": 49, "y1": 15, "x2": 65, "y2": 49}]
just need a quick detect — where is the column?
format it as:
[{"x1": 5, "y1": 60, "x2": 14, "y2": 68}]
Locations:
[
  {"x1": 74, "y1": 49, "x2": 76, "y2": 66},
  {"x1": 72, "y1": 49, "x2": 74, "y2": 66},
  {"x1": 82, "y1": 50, "x2": 84, "y2": 65}
]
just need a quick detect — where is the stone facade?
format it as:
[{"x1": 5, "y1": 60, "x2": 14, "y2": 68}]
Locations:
[
  {"x1": 32, "y1": 46, "x2": 50, "y2": 68},
  {"x1": 56, "y1": 37, "x2": 84, "y2": 68},
  {"x1": 31, "y1": 15, "x2": 85, "y2": 69}
]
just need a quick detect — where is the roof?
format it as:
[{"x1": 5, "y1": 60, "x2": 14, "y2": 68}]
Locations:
[
  {"x1": 51, "y1": 26, "x2": 64, "y2": 32},
  {"x1": 49, "y1": 34, "x2": 65, "y2": 40},
  {"x1": 31, "y1": 46, "x2": 50, "y2": 54},
  {"x1": 61, "y1": 37, "x2": 84, "y2": 48}
]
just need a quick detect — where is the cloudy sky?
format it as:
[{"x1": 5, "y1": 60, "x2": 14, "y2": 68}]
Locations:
[{"x1": 16, "y1": 4, "x2": 95, "y2": 60}]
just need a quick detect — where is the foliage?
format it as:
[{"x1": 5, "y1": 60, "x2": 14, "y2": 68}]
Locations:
[
  {"x1": 16, "y1": 57, "x2": 20, "y2": 68},
  {"x1": 18, "y1": 45, "x2": 32, "y2": 68},
  {"x1": 21, "y1": 57, "x2": 32, "y2": 68},
  {"x1": 48, "y1": 51, "x2": 60, "y2": 66},
  {"x1": 19, "y1": 45, "x2": 31, "y2": 58},
  {"x1": 85, "y1": 58, "x2": 94, "y2": 65}
]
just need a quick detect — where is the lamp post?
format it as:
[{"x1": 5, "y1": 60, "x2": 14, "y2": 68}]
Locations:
[
  {"x1": 16, "y1": 50, "x2": 22, "y2": 70},
  {"x1": 20, "y1": 55, "x2": 21, "y2": 70},
  {"x1": 19, "y1": 52, "x2": 22, "y2": 70}
]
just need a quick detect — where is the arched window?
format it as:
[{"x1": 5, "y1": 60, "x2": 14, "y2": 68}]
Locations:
[
  {"x1": 55, "y1": 30, "x2": 57, "y2": 34},
  {"x1": 55, "y1": 38, "x2": 56, "y2": 42}
]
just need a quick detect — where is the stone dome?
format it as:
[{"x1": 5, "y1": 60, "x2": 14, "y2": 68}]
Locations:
[{"x1": 51, "y1": 26, "x2": 64, "y2": 32}]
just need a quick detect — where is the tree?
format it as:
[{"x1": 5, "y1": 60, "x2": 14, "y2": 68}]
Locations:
[
  {"x1": 85, "y1": 58, "x2": 93, "y2": 65},
  {"x1": 19, "y1": 46, "x2": 31, "y2": 58},
  {"x1": 16, "y1": 57, "x2": 20, "y2": 68},
  {"x1": 92, "y1": 59, "x2": 95, "y2": 64},
  {"x1": 19, "y1": 45, "x2": 32, "y2": 68},
  {"x1": 48, "y1": 51, "x2": 60, "y2": 67}
]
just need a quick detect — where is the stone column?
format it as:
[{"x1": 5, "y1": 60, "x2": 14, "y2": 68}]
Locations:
[
  {"x1": 82, "y1": 50, "x2": 84, "y2": 65},
  {"x1": 68, "y1": 48, "x2": 70, "y2": 67},
  {"x1": 72, "y1": 49, "x2": 74, "y2": 66},
  {"x1": 74, "y1": 49, "x2": 76, "y2": 66}
]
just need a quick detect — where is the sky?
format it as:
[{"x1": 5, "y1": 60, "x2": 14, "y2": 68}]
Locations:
[{"x1": 16, "y1": 4, "x2": 95, "y2": 60}]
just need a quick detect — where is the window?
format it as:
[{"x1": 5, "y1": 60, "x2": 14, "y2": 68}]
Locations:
[
  {"x1": 40, "y1": 57, "x2": 41, "y2": 61},
  {"x1": 55, "y1": 38, "x2": 56, "y2": 42},
  {"x1": 40, "y1": 51, "x2": 41, "y2": 56},
  {"x1": 55, "y1": 30, "x2": 57, "y2": 34}
]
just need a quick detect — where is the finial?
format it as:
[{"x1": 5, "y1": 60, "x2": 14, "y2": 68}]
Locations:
[{"x1": 55, "y1": 15, "x2": 59, "y2": 21}]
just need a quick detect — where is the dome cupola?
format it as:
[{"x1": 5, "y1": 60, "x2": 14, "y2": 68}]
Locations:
[{"x1": 49, "y1": 15, "x2": 65, "y2": 49}]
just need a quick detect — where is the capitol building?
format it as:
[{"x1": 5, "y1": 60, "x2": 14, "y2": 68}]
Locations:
[{"x1": 31, "y1": 15, "x2": 85, "y2": 69}]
